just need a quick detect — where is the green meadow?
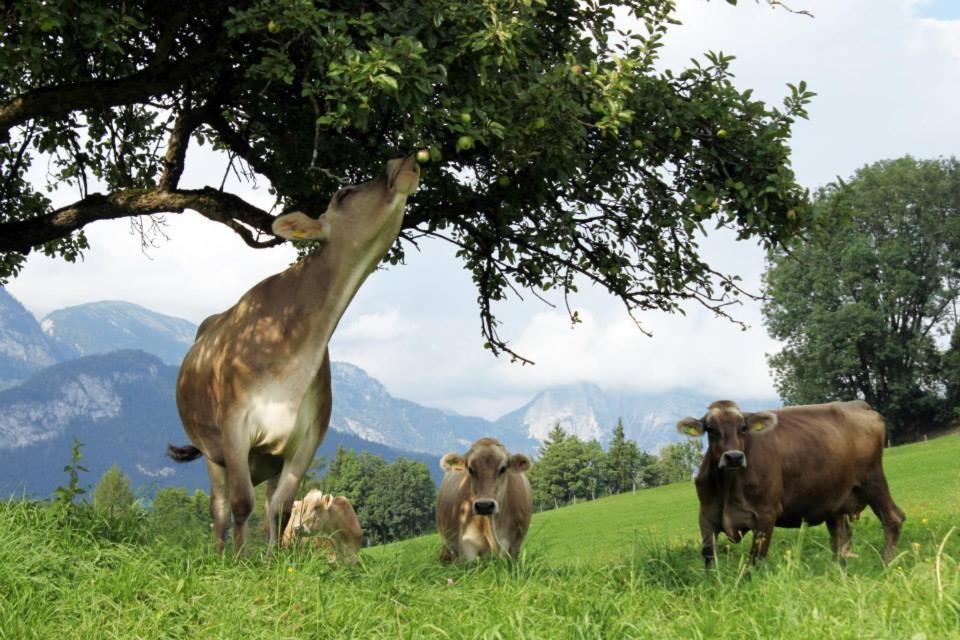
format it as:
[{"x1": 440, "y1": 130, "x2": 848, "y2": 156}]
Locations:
[{"x1": 2, "y1": 435, "x2": 959, "y2": 639}]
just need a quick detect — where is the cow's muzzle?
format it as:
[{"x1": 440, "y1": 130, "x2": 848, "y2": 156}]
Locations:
[
  {"x1": 719, "y1": 450, "x2": 746, "y2": 469},
  {"x1": 473, "y1": 499, "x2": 498, "y2": 516}
]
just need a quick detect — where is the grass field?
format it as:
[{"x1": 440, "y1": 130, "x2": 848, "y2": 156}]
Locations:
[{"x1": 1, "y1": 435, "x2": 959, "y2": 639}]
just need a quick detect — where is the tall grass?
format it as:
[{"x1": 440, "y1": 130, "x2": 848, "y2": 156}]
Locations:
[{"x1": 1, "y1": 436, "x2": 959, "y2": 639}]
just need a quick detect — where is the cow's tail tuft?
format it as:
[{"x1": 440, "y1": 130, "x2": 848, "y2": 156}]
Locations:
[{"x1": 167, "y1": 444, "x2": 204, "y2": 463}]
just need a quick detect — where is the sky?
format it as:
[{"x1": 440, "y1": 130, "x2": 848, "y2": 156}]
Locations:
[{"x1": 6, "y1": 0, "x2": 960, "y2": 419}]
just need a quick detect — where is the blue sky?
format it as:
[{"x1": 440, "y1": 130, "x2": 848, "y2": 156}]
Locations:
[
  {"x1": 9, "y1": 0, "x2": 960, "y2": 418},
  {"x1": 913, "y1": 0, "x2": 960, "y2": 19}
]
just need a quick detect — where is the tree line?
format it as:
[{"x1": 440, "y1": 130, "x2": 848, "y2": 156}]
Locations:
[
  {"x1": 528, "y1": 421, "x2": 701, "y2": 513},
  {"x1": 69, "y1": 427, "x2": 703, "y2": 547},
  {"x1": 72, "y1": 444, "x2": 437, "y2": 548}
]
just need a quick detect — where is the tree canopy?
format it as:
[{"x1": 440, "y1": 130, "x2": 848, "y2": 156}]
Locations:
[
  {"x1": 1, "y1": 0, "x2": 811, "y2": 357},
  {"x1": 763, "y1": 157, "x2": 960, "y2": 437}
]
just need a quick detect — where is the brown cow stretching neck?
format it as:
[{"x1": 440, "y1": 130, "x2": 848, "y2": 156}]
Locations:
[
  {"x1": 172, "y1": 156, "x2": 420, "y2": 554},
  {"x1": 678, "y1": 400, "x2": 905, "y2": 569}
]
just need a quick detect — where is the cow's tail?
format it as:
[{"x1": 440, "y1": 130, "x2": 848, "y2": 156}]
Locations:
[{"x1": 167, "y1": 444, "x2": 204, "y2": 463}]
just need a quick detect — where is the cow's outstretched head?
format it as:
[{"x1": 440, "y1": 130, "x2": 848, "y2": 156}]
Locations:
[
  {"x1": 676, "y1": 400, "x2": 778, "y2": 470},
  {"x1": 441, "y1": 438, "x2": 531, "y2": 516},
  {"x1": 272, "y1": 155, "x2": 420, "y2": 273}
]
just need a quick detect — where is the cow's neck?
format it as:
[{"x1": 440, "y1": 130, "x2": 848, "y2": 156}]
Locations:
[
  {"x1": 718, "y1": 468, "x2": 757, "y2": 537},
  {"x1": 281, "y1": 242, "x2": 382, "y2": 370}
]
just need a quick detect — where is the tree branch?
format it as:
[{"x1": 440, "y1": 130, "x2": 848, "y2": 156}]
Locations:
[
  {"x1": 0, "y1": 187, "x2": 283, "y2": 253},
  {"x1": 0, "y1": 54, "x2": 218, "y2": 137}
]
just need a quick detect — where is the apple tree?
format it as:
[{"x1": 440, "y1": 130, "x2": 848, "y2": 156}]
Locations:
[{"x1": 0, "y1": 0, "x2": 813, "y2": 358}]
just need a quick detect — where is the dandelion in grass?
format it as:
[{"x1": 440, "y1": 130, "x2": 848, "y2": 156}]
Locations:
[
  {"x1": 921, "y1": 517, "x2": 928, "y2": 525},
  {"x1": 287, "y1": 567, "x2": 295, "y2": 574}
]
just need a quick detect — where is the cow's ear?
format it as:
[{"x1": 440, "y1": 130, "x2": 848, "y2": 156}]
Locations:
[
  {"x1": 272, "y1": 211, "x2": 330, "y2": 241},
  {"x1": 440, "y1": 453, "x2": 465, "y2": 472},
  {"x1": 677, "y1": 417, "x2": 706, "y2": 438},
  {"x1": 509, "y1": 453, "x2": 532, "y2": 473},
  {"x1": 321, "y1": 494, "x2": 335, "y2": 509},
  {"x1": 746, "y1": 411, "x2": 778, "y2": 434}
]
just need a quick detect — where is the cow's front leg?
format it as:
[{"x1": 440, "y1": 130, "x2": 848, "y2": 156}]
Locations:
[
  {"x1": 265, "y1": 434, "x2": 323, "y2": 547},
  {"x1": 699, "y1": 512, "x2": 719, "y2": 570},
  {"x1": 827, "y1": 514, "x2": 854, "y2": 561},
  {"x1": 749, "y1": 520, "x2": 775, "y2": 563}
]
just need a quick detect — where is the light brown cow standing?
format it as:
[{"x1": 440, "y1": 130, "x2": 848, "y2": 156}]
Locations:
[
  {"x1": 677, "y1": 400, "x2": 905, "y2": 569},
  {"x1": 282, "y1": 489, "x2": 362, "y2": 563},
  {"x1": 436, "y1": 438, "x2": 533, "y2": 562},
  {"x1": 168, "y1": 156, "x2": 420, "y2": 553}
]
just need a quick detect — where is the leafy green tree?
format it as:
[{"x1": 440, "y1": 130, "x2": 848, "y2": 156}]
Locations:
[
  {"x1": 151, "y1": 487, "x2": 210, "y2": 543},
  {"x1": 634, "y1": 450, "x2": 661, "y2": 489},
  {"x1": 763, "y1": 157, "x2": 960, "y2": 438},
  {"x1": 607, "y1": 420, "x2": 641, "y2": 494},
  {"x1": 364, "y1": 458, "x2": 436, "y2": 545},
  {"x1": 93, "y1": 465, "x2": 136, "y2": 515},
  {"x1": 529, "y1": 424, "x2": 573, "y2": 510},
  {"x1": 1, "y1": 1, "x2": 811, "y2": 357},
  {"x1": 942, "y1": 323, "x2": 960, "y2": 421},
  {"x1": 656, "y1": 440, "x2": 702, "y2": 484}
]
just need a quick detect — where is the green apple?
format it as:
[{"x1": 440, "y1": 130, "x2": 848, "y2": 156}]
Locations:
[
  {"x1": 460, "y1": 112, "x2": 472, "y2": 124},
  {"x1": 416, "y1": 149, "x2": 430, "y2": 163},
  {"x1": 632, "y1": 139, "x2": 643, "y2": 149},
  {"x1": 717, "y1": 128, "x2": 728, "y2": 138},
  {"x1": 456, "y1": 135, "x2": 474, "y2": 151},
  {"x1": 267, "y1": 19, "x2": 279, "y2": 33},
  {"x1": 531, "y1": 117, "x2": 547, "y2": 129}
]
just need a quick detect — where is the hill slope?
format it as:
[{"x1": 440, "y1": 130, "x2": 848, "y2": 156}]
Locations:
[{"x1": 0, "y1": 436, "x2": 957, "y2": 639}]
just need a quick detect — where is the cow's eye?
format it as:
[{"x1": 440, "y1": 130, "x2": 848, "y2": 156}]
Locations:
[{"x1": 498, "y1": 466, "x2": 507, "y2": 476}]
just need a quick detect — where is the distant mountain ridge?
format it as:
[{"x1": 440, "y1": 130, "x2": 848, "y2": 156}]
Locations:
[
  {"x1": 41, "y1": 300, "x2": 197, "y2": 365},
  {"x1": 0, "y1": 290, "x2": 780, "y2": 498},
  {"x1": 0, "y1": 288, "x2": 76, "y2": 389},
  {"x1": 0, "y1": 350, "x2": 443, "y2": 497}
]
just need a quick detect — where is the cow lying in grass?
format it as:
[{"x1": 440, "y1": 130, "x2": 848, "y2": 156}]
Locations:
[
  {"x1": 436, "y1": 438, "x2": 533, "y2": 562},
  {"x1": 678, "y1": 399, "x2": 905, "y2": 569},
  {"x1": 282, "y1": 490, "x2": 362, "y2": 563}
]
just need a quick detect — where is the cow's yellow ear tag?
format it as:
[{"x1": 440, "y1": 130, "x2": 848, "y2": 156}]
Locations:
[
  {"x1": 291, "y1": 230, "x2": 306, "y2": 239},
  {"x1": 751, "y1": 422, "x2": 765, "y2": 432}
]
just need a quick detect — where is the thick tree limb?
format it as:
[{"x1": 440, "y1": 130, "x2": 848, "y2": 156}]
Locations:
[
  {"x1": 0, "y1": 187, "x2": 282, "y2": 253},
  {"x1": 0, "y1": 54, "x2": 218, "y2": 136}
]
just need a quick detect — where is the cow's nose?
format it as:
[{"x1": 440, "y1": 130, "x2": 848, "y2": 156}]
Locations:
[
  {"x1": 473, "y1": 500, "x2": 496, "y2": 516},
  {"x1": 720, "y1": 450, "x2": 746, "y2": 469}
]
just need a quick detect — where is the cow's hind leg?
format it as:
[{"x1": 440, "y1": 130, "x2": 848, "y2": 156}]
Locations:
[
  {"x1": 205, "y1": 458, "x2": 231, "y2": 555},
  {"x1": 861, "y1": 471, "x2": 905, "y2": 562},
  {"x1": 223, "y1": 446, "x2": 255, "y2": 555},
  {"x1": 827, "y1": 514, "x2": 854, "y2": 561}
]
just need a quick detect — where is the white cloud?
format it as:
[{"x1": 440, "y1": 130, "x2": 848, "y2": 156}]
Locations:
[{"x1": 339, "y1": 310, "x2": 413, "y2": 341}]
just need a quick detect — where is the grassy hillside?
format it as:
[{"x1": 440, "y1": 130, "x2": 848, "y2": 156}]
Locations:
[{"x1": 1, "y1": 436, "x2": 958, "y2": 639}]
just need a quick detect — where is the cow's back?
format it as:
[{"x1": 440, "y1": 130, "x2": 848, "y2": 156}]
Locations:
[{"x1": 758, "y1": 401, "x2": 885, "y2": 524}]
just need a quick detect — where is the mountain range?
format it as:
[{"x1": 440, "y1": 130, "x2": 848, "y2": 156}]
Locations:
[{"x1": 0, "y1": 287, "x2": 777, "y2": 497}]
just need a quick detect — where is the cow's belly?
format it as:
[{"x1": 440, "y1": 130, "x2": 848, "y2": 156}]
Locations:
[
  {"x1": 244, "y1": 377, "x2": 324, "y2": 455},
  {"x1": 778, "y1": 489, "x2": 865, "y2": 527}
]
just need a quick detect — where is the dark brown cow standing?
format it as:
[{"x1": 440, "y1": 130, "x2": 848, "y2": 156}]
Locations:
[{"x1": 677, "y1": 400, "x2": 905, "y2": 569}]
